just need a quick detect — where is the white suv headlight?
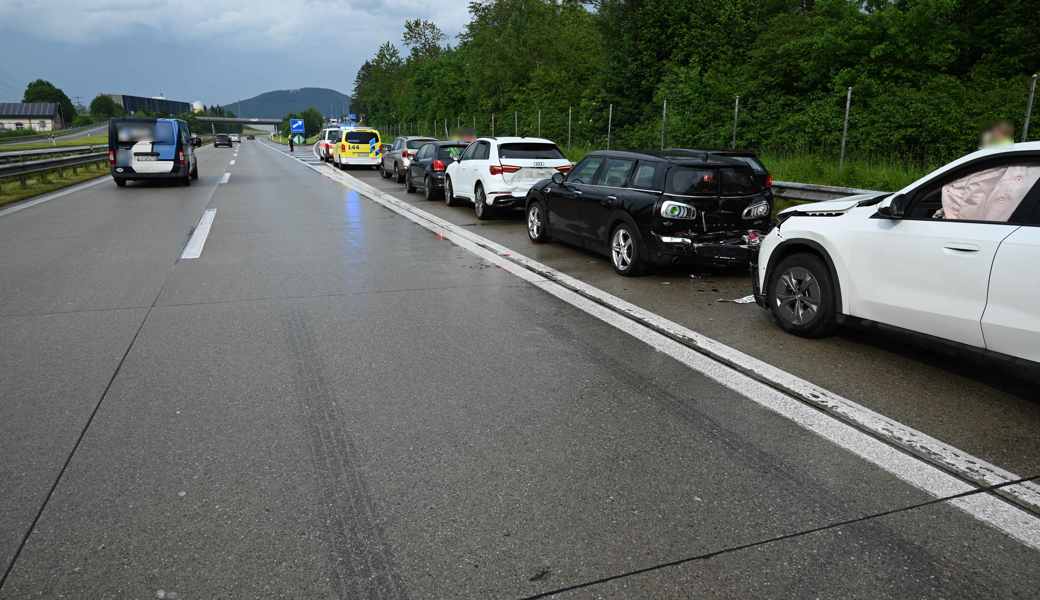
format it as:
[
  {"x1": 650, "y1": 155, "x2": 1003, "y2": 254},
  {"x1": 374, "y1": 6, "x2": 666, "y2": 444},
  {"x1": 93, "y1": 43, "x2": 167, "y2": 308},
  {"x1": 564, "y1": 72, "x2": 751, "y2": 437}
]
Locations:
[
  {"x1": 742, "y1": 200, "x2": 770, "y2": 220},
  {"x1": 660, "y1": 200, "x2": 697, "y2": 220}
]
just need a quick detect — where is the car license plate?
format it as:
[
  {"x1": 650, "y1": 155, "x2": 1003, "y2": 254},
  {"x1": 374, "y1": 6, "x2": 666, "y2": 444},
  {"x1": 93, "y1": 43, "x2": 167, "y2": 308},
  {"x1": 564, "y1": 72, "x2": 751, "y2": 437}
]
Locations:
[{"x1": 135, "y1": 154, "x2": 157, "y2": 161}]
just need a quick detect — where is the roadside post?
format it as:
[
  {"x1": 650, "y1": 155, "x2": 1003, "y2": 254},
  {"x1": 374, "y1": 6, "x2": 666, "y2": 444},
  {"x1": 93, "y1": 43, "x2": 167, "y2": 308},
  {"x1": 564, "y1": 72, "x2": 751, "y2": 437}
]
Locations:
[
  {"x1": 731, "y1": 96, "x2": 740, "y2": 149},
  {"x1": 538, "y1": 110, "x2": 542, "y2": 138},
  {"x1": 491, "y1": 113, "x2": 495, "y2": 137},
  {"x1": 839, "y1": 87, "x2": 852, "y2": 171},
  {"x1": 567, "y1": 106, "x2": 572, "y2": 148},
  {"x1": 607, "y1": 104, "x2": 613, "y2": 150},
  {"x1": 514, "y1": 111, "x2": 518, "y2": 136},
  {"x1": 1024, "y1": 74, "x2": 1038, "y2": 141},
  {"x1": 661, "y1": 99, "x2": 668, "y2": 149}
]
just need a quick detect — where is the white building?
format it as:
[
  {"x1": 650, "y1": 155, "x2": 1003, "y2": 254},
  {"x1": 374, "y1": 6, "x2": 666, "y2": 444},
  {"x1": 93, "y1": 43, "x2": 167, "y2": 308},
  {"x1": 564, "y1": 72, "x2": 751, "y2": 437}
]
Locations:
[{"x1": 0, "y1": 102, "x2": 65, "y2": 132}]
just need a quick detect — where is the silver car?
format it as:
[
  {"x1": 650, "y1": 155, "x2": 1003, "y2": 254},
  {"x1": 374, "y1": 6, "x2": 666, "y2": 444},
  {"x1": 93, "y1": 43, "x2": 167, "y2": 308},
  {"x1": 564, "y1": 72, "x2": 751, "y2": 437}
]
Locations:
[{"x1": 380, "y1": 136, "x2": 436, "y2": 183}]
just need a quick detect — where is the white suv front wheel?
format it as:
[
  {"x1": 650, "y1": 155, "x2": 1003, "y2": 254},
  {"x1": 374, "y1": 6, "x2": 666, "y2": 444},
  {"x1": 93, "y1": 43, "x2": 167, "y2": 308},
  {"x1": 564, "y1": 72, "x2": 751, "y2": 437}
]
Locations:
[{"x1": 767, "y1": 253, "x2": 838, "y2": 338}]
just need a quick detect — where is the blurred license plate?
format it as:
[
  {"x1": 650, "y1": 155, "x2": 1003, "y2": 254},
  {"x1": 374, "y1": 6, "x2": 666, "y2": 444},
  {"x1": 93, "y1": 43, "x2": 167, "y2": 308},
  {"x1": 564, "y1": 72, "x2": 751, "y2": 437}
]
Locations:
[{"x1": 135, "y1": 154, "x2": 157, "y2": 161}]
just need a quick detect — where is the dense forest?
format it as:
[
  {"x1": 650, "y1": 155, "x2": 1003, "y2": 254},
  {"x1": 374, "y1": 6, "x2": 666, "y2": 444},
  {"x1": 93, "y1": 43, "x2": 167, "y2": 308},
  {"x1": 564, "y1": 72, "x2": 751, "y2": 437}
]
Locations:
[{"x1": 351, "y1": 0, "x2": 1040, "y2": 166}]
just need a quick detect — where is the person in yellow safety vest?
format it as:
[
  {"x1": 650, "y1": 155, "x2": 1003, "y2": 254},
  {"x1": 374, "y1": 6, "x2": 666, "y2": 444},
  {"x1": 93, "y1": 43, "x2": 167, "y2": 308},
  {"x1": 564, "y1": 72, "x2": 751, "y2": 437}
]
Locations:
[
  {"x1": 980, "y1": 121, "x2": 1015, "y2": 148},
  {"x1": 288, "y1": 134, "x2": 295, "y2": 153}
]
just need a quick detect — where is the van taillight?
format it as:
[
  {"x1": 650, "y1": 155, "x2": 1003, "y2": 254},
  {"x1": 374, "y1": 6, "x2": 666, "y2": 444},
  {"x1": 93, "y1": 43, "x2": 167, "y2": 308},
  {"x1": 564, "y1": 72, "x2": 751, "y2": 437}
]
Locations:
[
  {"x1": 177, "y1": 150, "x2": 185, "y2": 164},
  {"x1": 489, "y1": 164, "x2": 521, "y2": 176},
  {"x1": 108, "y1": 149, "x2": 115, "y2": 166},
  {"x1": 432, "y1": 159, "x2": 446, "y2": 172}
]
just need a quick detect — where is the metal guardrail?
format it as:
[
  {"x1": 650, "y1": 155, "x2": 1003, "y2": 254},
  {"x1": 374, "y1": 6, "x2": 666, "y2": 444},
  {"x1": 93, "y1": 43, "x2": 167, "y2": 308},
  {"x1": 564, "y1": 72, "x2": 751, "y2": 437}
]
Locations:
[
  {"x1": 773, "y1": 180, "x2": 888, "y2": 203},
  {"x1": 0, "y1": 145, "x2": 104, "y2": 165},
  {"x1": 0, "y1": 151, "x2": 107, "y2": 181}
]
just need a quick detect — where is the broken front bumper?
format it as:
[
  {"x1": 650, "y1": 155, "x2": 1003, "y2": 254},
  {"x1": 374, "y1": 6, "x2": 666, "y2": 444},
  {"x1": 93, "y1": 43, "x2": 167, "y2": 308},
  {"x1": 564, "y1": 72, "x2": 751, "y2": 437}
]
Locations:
[{"x1": 648, "y1": 229, "x2": 763, "y2": 268}]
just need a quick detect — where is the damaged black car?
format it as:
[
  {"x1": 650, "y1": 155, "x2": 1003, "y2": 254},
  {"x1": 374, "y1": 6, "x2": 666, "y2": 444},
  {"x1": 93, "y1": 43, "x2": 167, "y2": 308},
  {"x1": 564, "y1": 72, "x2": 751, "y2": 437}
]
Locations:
[{"x1": 525, "y1": 149, "x2": 772, "y2": 275}]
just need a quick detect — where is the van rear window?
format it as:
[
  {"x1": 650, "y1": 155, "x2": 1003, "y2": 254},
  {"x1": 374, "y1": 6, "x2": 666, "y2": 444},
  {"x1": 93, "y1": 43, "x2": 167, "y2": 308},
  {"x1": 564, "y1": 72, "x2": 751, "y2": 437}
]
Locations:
[
  {"x1": 327, "y1": 130, "x2": 342, "y2": 143},
  {"x1": 115, "y1": 121, "x2": 176, "y2": 145},
  {"x1": 499, "y1": 143, "x2": 564, "y2": 160},
  {"x1": 347, "y1": 131, "x2": 378, "y2": 144}
]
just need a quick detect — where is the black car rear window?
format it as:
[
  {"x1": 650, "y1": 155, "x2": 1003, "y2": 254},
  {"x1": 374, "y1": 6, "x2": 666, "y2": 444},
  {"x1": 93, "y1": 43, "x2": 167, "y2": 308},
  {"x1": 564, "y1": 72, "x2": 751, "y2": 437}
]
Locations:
[
  {"x1": 347, "y1": 131, "x2": 378, "y2": 144},
  {"x1": 667, "y1": 167, "x2": 716, "y2": 195},
  {"x1": 499, "y1": 143, "x2": 564, "y2": 160},
  {"x1": 407, "y1": 138, "x2": 434, "y2": 149},
  {"x1": 438, "y1": 145, "x2": 466, "y2": 160},
  {"x1": 719, "y1": 167, "x2": 762, "y2": 195}
]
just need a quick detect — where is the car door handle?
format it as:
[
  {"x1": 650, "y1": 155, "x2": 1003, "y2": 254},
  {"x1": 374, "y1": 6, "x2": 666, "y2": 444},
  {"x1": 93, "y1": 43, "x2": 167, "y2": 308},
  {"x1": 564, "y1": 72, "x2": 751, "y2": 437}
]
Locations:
[
  {"x1": 573, "y1": 189, "x2": 583, "y2": 196},
  {"x1": 601, "y1": 195, "x2": 618, "y2": 207},
  {"x1": 943, "y1": 242, "x2": 980, "y2": 253}
]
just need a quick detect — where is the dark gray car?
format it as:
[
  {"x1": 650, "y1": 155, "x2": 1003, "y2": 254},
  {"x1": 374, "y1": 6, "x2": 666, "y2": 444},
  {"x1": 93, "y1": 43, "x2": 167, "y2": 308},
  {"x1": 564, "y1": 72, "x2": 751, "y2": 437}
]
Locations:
[{"x1": 380, "y1": 136, "x2": 436, "y2": 183}]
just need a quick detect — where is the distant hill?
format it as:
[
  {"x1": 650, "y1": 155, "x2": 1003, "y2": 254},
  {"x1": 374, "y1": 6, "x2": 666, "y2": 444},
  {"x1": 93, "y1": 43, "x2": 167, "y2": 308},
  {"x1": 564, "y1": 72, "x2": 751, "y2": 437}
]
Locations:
[{"x1": 221, "y1": 88, "x2": 350, "y2": 119}]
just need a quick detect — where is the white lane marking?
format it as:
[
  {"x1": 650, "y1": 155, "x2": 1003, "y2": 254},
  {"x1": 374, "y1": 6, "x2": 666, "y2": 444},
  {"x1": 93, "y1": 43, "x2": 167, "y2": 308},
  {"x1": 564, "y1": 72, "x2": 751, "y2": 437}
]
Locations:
[
  {"x1": 229, "y1": 160, "x2": 235, "y2": 166},
  {"x1": 257, "y1": 139, "x2": 1040, "y2": 548},
  {"x1": 220, "y1": 172, "x2": 230, "y2": 184},
  {"x1": 180, "y1": 208, "x2": 216, "y2": 260},
  {"x1": 0, "y1": 175, "x2": 108, "y2": 218}
]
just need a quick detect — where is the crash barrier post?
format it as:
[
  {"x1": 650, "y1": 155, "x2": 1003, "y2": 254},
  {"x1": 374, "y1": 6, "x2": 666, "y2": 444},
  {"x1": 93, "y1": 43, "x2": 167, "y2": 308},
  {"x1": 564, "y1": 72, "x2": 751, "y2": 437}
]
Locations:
[
  {"x1": 1024, "y1": 74, "x2": 1038, "y2": 142},
  {"x1": 607, "y1": 104, "x2": 613, "y2": 150},
  {"x1": 661, "y1": 99, "x2": 668, "y2": 149},
  {"x1": 732, "y1": 96, "x2": 740, "y2": 149}
]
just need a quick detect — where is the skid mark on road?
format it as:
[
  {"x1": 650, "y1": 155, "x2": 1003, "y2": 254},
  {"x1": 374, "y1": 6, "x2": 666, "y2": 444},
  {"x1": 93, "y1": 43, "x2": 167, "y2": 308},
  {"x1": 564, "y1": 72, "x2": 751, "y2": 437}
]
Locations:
[{"x1": 282, "y1": 306, "x2": 410, "y2": 600}]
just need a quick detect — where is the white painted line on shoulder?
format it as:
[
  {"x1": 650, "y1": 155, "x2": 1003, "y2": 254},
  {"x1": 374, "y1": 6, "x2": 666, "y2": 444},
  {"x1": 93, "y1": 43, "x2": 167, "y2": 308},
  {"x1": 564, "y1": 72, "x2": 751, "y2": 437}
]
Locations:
[
  {"x1": 180, "y1": 208, "x2": 216, "y2": 260},
  {"x1": 0, "y1": 175, "x2": 109, "y2": 219},
  {"x1": 229, "y1": 160, "x2": 235, "y2": 166},
  {"x1": 220, "y1": 172, "x2": 230, "y2": 184},
  {"x1": 261, "y1": 139, "x2": 1040, "y2": 548}
]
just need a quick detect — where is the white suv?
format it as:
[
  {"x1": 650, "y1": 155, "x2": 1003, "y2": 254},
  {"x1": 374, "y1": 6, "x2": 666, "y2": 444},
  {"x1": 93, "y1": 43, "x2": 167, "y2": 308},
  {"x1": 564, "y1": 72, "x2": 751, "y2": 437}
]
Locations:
[
  {"x1": 754, "y1": 142, "x2": 1040, "y2": 364},
  {"x1": 444, "y1": 137, "x2": 571, "y2": 219}
]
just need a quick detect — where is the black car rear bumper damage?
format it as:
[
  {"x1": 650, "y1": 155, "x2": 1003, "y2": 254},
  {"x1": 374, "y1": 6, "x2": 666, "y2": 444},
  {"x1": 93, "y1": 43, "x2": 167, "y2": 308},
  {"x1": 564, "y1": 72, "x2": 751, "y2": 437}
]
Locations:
[{"x1": 648, "y1": 229, "x2": 762, "y2": 268}]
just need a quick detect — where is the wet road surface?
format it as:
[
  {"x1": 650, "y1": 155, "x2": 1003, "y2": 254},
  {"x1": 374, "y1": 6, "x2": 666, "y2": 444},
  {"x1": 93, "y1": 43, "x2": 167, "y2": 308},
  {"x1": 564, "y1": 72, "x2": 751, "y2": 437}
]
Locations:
[{"x1": 0, "y1": 140, "x2": 1037, "y2": 598}]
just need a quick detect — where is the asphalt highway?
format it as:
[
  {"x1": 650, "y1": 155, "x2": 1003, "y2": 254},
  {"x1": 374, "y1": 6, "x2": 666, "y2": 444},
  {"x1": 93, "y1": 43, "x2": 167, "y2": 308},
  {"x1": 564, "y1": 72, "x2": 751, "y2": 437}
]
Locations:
[{"x1": 0, "y1": 140, "x2": 1038, "y2": 598}]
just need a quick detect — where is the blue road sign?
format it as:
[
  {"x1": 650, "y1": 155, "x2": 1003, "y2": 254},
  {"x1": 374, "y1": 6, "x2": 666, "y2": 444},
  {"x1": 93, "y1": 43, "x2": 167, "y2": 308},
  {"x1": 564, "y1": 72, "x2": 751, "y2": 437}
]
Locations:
[
  {"x1": 289, "y1": 119, "x2": 305, "y2": 134},
  {"x1": 348, "y1": 113, "x2": 357, "y2": 121}
]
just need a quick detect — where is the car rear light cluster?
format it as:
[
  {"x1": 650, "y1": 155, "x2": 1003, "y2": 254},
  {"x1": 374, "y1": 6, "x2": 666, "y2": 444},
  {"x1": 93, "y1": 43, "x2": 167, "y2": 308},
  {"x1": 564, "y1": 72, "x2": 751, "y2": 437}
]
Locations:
[
  {"x1": 489, "y1": 164, "x2": 521, "y2": 176},
  {"x1": 402, "y1": 150, "x2": 412, "y2": 159},
  {"x1": 176, "y1": 150, "x2": 185, "y2": 165},
  {"x1": 660, "y1": 200, "x2": 697, "y2": 220},
  {"x1": 432, "y1": 159, "x2": 447, "y2": 172},
  {"x1": 108, "y1": 149, "x2": 115, "y2": 166}
]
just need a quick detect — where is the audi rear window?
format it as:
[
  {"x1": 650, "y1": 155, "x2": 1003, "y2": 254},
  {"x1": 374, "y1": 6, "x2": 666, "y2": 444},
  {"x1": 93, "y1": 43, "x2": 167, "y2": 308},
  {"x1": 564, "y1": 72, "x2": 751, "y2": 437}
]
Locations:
[
  {"x1": 347, "y1": 131, "x2": 378, "y2": 144},
  {"x1": 499, "y1": 143, "x2": 564, "y2": 160}
]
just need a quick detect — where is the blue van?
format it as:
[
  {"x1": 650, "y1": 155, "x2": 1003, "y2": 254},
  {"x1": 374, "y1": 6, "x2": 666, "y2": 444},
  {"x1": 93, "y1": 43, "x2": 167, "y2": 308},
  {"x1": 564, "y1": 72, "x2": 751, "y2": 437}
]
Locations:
[{"x1": 108, "y1": 118, "x2": 200, "y2": 187}]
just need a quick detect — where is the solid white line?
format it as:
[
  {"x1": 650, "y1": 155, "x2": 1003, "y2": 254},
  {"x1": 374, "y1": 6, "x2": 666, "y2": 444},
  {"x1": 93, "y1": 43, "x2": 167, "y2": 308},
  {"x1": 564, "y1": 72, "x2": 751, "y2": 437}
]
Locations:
[
  {"x1": 180, "y1": 208, "x2": 216, "y2": 260},
  {"x1": 0, "y1": 175, "x2": 109, "y2": 218},
  {"x1": 258, "y1": 140, "x2": 1040, "y2": 549},
  {"x1": 229, "y1": 160, "x2": 235, "y2": 166},
  {"x1": 220, "y1": 172, "x2": 230, "y2": 184}
]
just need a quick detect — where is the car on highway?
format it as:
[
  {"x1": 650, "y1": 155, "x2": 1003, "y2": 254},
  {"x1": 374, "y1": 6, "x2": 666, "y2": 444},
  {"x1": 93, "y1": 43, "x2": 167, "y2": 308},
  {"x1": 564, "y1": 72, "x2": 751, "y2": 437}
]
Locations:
[
  {"x1": 380, "y1": 136, "x2": 436, "y2": 182},
  {"x1": 404, "y1": 141, "x2": 468, "y2": 201},
  {"x1": 317, "y1": 127, "x2": 343, "y2": 162},
  {"x1": 246, "y1": 134, "x2": 255, "y2": 140},
  {"x1": 753, "y1": 142, "x2": 1040, "y2": 364},
  {"x1": 108, "y1": 117, "x2": 201, "y2": 187},
  {"x1": 331, "y1": 127, "x2": 382, "y2": 169},
  {"x1": 525, "y1": 150, "x2": 771, "y2": 275},
  {"x1": 229, "y1": 133, "x2": 241, "y2": 143},
  {"x1": 214, "y1": 133, "x2": 232, "y2": 148},
  {"x1": 445, "y1": 137, "x2": 571, "y2": 219}
]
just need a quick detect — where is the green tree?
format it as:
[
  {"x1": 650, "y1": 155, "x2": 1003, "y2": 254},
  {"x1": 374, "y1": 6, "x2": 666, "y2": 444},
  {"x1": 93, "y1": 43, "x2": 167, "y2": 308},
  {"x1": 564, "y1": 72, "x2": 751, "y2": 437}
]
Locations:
[
  {"x1": 89, "y1": 94, "x2": 123, "y2": 118},
  {"x1": 23, "y1": 79, "x2": 76, "y2": 127}
]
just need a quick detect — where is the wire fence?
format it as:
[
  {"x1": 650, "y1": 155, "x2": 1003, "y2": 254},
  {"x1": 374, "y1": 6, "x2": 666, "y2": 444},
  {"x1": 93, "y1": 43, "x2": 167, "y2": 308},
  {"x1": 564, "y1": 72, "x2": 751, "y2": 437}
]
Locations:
[{"x1": 374, "y1": 74, "x2": 1040, "y2": 170}]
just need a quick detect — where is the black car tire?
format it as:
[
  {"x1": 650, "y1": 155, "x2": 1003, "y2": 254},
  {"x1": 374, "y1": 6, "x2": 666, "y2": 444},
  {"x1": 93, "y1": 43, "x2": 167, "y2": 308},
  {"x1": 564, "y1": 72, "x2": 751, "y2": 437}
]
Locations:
[
  {"x1": 527, "y1": 201, "x2": 550, "y2": 243},
  {"x1": 394, "y1": 164, "x2": 404, "y2": 184},
  {"x1": 474, "y1": 184, "x2": 491, "y2": 220},
  {"x1": 406, "y1": 171, "x2": 416, "y2": 193},
  {"x1": 767, "y1": 252, "x2": 838, "y2": 338},
  {"x1": 609, "y1": 221, "x2": 645, "y2": 276},
  {"x1": 424, "y1": 176, "x2": 440, "y2": 200},
  {"x1": 380, "y1": 161, "x2": 390, "y2": 178},
  {"x1": 190, "y1": 163, "x2": 199, "y2": 180},
  {"x1": 445, "y1": 177, "x2": 458, "y2": 207},
  {"x1": 114, "y1": 178, "x2": 126, "y2": 187}
]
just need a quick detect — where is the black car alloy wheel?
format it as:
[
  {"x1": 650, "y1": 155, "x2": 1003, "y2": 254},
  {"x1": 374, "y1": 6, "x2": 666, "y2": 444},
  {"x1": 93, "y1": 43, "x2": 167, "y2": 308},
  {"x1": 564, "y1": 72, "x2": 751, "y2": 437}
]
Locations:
[
  {"x1": 527, "y1": 202, "x2": 548, "y2": 242},
  {"x1": 768, "y1": 253, "x2": 838, "y2": 337}
]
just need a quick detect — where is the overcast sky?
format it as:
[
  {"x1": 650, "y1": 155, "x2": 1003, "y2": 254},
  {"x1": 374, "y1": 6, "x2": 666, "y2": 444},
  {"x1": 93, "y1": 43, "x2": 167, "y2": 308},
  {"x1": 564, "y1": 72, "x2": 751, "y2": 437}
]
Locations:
[{"x1": 0, "y1": 1, "x2": 470, "y2": 107}]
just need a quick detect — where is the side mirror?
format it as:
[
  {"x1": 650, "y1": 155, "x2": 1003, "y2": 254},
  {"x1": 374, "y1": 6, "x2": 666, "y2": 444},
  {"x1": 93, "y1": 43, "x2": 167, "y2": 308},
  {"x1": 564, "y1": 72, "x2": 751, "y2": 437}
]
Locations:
[
  {"x1": 877, "y1": 193, "x2": 907, "y2": 219},
  {"x1": 191, "y1": 136, "x2": 202, "y2": 147},
  {"x1": 382, "y1": 144, "x2": 391, "y2": 152},
  {"x1": 551, "y1": 172, "x2": 565, "y2": 185}
]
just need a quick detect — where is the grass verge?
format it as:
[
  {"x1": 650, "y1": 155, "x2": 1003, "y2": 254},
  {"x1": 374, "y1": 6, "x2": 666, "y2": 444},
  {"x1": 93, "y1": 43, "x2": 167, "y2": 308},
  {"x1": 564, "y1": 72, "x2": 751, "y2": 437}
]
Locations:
[
  {"x1": 0, "y1": 161, "x2": 108, "y2": 208},
  {"x1": 1, "y1": 135, "x2": 108, "y2": 152}
]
